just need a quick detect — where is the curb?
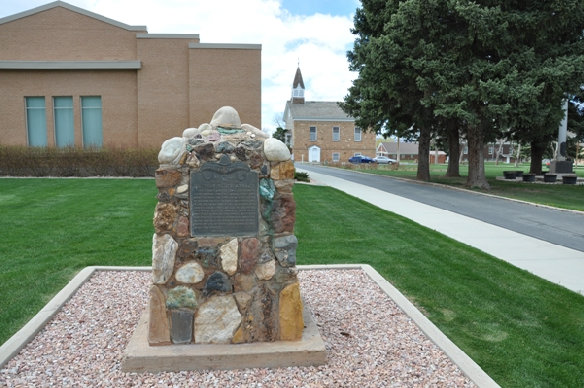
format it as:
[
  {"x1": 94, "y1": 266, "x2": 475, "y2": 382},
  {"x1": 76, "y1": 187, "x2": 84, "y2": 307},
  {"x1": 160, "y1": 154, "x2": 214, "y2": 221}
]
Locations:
[
  {"x1": 0, "y1": 266, "x2": 151, "y2": 369},
  {"x1": 0, "y1": 265, "x2": 499, "y2": 387},
  {"x1": 302, "y1": 265, "x2": 500, "y2": 387}
]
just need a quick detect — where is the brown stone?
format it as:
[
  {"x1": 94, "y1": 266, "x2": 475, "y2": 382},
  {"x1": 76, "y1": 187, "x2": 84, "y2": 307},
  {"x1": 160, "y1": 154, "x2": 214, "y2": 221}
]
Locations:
[
  {"x1": 193, "y1": 142, "x2": 215, "y2": 161},
  {"x1": 233, "y1": 273, "x2": 255, "y2": 292},
  {"x1": 247, "y1": 284, "x2": 277, "y2": 342},
  {"x1": 175, "y1": 216, "x2": 189, "y2": 238},
  {"x1": 274, "y1": 179, "x2": 294, "y2": 194},
  {"x1": 197, "y1": 237, "x2": 229, "y2": 246},
  {"x1": 148, "y1": 285, "x2": 171, "y2": 346},
  {"x1": 271, "y1": 161, "x2": 295, "y2": 180},
  {"x1": 239, "y1": 238, "x2": 260, "y2": 274},
  {"x1": 234, "y1": 291, "x2": 252, "y2": 311},
  {"x1": 272, "y1": 194, "x2": 296, "y2": 233},
  {"x1": 153, "y1": 202, "x2": 178, "y2": 234},
  {"x1": 249, "y1": 152, "x2": 263, "y2": 169},
  {"x1": 278, "y1": 282, "x2": 304, "y2": 341},
  {"x1": 177, "y1": 239, "x2": 198, "y2": 260},
  {"x1": 155, "y1": 168, "x2": 182, "y2": 188}
]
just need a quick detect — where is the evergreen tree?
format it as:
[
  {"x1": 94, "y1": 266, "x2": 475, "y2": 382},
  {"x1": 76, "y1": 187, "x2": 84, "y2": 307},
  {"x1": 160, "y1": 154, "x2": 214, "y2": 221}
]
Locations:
[
  {"x1": 344, "y1": 0, "x2": 584, "y2": 188},
  {"x1": 272, "y1": 127, "x2": 287, "y2": 143}
]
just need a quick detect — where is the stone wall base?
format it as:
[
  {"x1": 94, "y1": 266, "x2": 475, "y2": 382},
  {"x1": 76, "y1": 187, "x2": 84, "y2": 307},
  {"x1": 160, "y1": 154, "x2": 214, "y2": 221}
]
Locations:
[{"x1": 122, "y1": 302, "x2": 326, "y2": 372}]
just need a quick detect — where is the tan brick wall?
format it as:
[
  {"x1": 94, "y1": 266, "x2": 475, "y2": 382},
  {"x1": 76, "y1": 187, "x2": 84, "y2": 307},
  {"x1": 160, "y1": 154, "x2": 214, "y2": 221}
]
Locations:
[
  {"x1": 0, "y1": 70, "x2": 138, "y2": 148},
  {"x1": 0, "y1": 5, "x2": 261, "y2": 150},
  {"x1": 137, "y1": 37, "x2": 197, "y2": 147},
  {"x1": 189, "y1": 47, "x2": 261, "y2": 129},
  {"x1": 292, "y1": 120, "x2": 377, "y2": 163},
  {"x1": 0, "y1": 7, "x2": 142, "y2": 61}
]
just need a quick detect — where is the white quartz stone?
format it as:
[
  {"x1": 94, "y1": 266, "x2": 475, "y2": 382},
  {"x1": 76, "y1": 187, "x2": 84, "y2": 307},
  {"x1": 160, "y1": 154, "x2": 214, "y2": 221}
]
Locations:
[
  {"x1": 263, "y1": 138, "x2": 291, "y2": 162},
  {"x1": 241, "y1": 123, "x2": 268, "y2": 139},
  {"x1": 210, "y1": 106, "x2": 241, "y2": 129},
  {"x1": 195, "y1": 295, "x2": 242, "y2": 344},
  {"x1": 152, "y1": 233, "x2": 177, "y2": 284},
  {"x1": 220, "y1": 238, "x2": 239, "y2": 276},
  {"x1": 175, "y1": 262, "x2": 205, "y2": 284},
  {"x1": 158, "y1": 137, "x2": 186, "y2": 164},
  {"x1": 176, "y1": 184, "x2": 188, "y2": 194},
  {"x1": 182, "y1": 127, "x2": 200, "y2": 138},
  {"x1": 198, "y1": 123, "x2": 212, "y2": 132},
  {"x1": 254, "y1": 259, "x2": 275, "y2": 280}
]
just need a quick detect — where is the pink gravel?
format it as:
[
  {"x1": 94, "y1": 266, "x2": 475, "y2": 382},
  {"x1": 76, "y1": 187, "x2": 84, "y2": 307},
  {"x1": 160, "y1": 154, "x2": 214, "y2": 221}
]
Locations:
[{"x1": 0, "y1": 269, "x2": 475, "y2": 387}]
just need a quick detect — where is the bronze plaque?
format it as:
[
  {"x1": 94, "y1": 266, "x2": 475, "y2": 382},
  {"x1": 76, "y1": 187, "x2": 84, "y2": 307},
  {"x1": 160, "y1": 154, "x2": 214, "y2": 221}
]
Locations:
[{"x1": 190, "y1": 155, "x2": 259, "y2": 236}]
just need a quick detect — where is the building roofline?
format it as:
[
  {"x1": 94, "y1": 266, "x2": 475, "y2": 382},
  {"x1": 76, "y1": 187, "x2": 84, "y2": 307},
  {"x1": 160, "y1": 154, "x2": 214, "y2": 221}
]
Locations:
[
  {"x1": 189, "y1": 43, "x2": 261, "y2": 50},
  {"x1": 293, "y1": 67, "x2": 305, "y2": 89},
  {"x1": 137, "y1": 33, "x2": 200, "y2": 39},
  {"x1": 0, "y1": 1, "x2": 147, "y2": 32},
  {"x1": 291, "y1": 118, "x2": 354, "y2": 122},
  {"x1": 0, "y1": 60, "x2": 142, "y2": 70}
]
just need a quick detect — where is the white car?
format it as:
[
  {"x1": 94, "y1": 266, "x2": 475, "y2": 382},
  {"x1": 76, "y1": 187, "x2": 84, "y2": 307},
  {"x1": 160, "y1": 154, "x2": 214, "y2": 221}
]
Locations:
[{"x1": 373, "y1": 156, "x2": 397, "y2": 164}]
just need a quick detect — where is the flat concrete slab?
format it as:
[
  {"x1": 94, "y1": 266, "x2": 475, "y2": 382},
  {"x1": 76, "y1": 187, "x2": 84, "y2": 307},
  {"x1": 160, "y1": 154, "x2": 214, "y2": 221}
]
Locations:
[{"x1": 122, "y1": 302, "x2": 327, "y2": 372}]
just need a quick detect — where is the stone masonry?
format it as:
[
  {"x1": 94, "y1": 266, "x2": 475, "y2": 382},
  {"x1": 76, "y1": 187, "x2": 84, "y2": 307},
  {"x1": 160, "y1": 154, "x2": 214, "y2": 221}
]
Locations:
[{"x1": 148, "y1": 106, "x2": 304, "y2": 346}]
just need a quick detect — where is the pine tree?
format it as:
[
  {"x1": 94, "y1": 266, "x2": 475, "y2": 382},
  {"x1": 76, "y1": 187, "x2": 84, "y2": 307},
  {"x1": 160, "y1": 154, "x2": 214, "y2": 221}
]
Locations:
[{"x1": 343, "y1": 0, "x2": 584, "y2": 188}]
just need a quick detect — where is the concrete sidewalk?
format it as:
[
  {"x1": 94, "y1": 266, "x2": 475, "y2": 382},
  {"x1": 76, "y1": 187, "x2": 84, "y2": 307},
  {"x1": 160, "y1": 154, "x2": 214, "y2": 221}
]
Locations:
[{"x1": 299, "y1": 169, "x2": 584, "y2": 295}]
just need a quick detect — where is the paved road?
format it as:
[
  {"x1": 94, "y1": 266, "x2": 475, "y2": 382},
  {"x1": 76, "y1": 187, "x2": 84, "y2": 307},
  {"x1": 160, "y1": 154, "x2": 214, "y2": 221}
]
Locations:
[{"x1": 297, "y1": 164, "x2": 584, "y2": 253}]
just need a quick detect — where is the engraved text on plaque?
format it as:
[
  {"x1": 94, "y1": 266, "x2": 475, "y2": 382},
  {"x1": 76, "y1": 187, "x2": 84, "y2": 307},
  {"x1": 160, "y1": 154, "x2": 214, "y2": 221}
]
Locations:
[{"x1": 190, "y1": 155, "x2": 259, "y2": 236}]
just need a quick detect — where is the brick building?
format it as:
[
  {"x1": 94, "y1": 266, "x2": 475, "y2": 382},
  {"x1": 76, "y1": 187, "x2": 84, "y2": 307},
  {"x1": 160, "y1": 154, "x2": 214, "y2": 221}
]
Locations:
[
  {"x1": 283, "y1": 67, "x2": 376, "y2": 163},
  {"x1": 0, "y1": 1, "x2": 261, "y2": 149}
]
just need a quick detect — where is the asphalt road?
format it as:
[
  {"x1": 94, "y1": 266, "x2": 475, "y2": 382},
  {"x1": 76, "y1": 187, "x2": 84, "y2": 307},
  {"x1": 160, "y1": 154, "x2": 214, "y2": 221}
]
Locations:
[{"x1": 297, "y1": 164, "x2": 584, "y2": 253}]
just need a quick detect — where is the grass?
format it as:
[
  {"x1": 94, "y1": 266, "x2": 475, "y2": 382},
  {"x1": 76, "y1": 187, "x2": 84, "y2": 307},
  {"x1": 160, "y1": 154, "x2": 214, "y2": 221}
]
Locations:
[
  {"x1": 0, "y1": 178, "x2": 156, "y2": 346},
  {"x1": 0, "y1": 178, "x2": 583, "y2": 387},
  {"x1": 335, "y1": 162, "x2": 584, "y2": 211},
  {"x1": 294, "y1": 184, "x2": 584, "y2": 387}
]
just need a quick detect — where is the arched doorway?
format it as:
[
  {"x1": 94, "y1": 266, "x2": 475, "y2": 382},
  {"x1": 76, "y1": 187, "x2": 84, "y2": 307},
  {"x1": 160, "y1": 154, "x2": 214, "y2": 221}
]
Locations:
[{"x1": 308, "y1": 145, "x2": 320, "y2": 163}]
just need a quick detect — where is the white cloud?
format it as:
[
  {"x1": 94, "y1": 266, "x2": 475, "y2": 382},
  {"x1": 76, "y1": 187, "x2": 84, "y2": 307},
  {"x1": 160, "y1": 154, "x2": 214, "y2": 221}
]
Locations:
[{"x1": 3, "y1": 0, "x2": 357, "y2": 132}]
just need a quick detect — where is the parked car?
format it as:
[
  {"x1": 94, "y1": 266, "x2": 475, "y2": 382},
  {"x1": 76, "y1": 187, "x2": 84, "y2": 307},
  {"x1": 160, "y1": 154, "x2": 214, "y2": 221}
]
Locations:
[
  {"x1": 373, "y1": 156, "x2": 397, "y2": 164},
  {"x1": 349, "y1": 155, "x2": 376, "y2": 164}
]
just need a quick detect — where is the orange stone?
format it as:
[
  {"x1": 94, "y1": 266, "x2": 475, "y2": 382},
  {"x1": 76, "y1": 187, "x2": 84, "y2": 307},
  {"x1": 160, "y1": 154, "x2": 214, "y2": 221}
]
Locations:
[
  {"x1": 271, "y1": 160, "x2": 295, "y2": 180},
  {"x1": 148, "y1": 285, "x2": 171, "y2": 346},
  {"x1": 278, "y1": 282, "x2": 304, "y2": 341},
  {"x1": 231, "y1": 326, "x2": 245, "y2": 344},
  {"x1": 155, "y1": 168, "x2": 182, "y2": 188}
]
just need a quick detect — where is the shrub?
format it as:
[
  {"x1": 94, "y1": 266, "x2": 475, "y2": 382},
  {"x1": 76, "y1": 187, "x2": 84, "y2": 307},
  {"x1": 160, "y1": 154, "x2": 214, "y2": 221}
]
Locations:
[
  {"x1": 0, "y1": 146, "x2": 158, "y2": 177},
  {"x1": 295, "y1": 171, "x2": 310, "y2": 182}
]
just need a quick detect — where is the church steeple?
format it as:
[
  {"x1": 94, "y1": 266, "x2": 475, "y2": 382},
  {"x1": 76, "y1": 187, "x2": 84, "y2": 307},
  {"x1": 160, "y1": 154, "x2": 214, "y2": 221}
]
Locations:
[{"x1": 291, "y1": 66, "x2": 305, "y2": 104}]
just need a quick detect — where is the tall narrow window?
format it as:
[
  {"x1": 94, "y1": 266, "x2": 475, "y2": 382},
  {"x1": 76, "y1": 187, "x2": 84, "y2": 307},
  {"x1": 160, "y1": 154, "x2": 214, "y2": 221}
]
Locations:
[
  {"x1": 354, "y1": 127, "x2": 362, "y2": 142},
  {"x1": 81, "y1": 96, "x2": 103, "y2": 148},
  {"x1": 25, "y1": 97, "x2": 47, "y2": 147},
  {"x1": 309, "y1": 126, "x2": 317, "y2": 141},
  {"x1": 54, "y1": 97, "x2": 74, "y2": 147},
  {"x1": 332, "y1": 152, "x2": 340, "y2": 162},
  {"x1": 332, "y1": 126, "x2": 340, "y2": 141}
]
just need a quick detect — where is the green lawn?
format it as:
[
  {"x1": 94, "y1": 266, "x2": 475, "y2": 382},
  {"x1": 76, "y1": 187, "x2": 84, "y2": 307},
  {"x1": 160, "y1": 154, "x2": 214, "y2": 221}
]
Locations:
[
  {"x1": 341, "y1": 163, "x2": 584, "y2": 211},
  {"x1": 0, "y1": 178, "x2": 156, "y2": 347},
  {"x1": 0, "y1": 178, "x2": 583, "y2": 387}
]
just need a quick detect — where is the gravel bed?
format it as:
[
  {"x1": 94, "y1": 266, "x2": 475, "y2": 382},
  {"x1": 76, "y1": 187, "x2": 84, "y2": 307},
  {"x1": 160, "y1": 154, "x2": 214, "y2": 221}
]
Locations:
[{"x1": 0, "y1": 269, "x2": 474, "y2": 387}]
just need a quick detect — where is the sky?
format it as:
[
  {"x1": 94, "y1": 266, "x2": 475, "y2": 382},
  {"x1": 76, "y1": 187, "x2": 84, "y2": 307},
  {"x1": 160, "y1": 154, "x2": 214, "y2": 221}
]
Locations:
[{"x1": 1, "y1": 0, "x2": 361, "y2": 134}]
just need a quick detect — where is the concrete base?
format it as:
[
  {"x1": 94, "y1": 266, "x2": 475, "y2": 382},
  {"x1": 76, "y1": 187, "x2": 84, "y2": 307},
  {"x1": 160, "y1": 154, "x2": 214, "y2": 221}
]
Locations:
[
  {"x1": 122, "y1": 303, "x2": 327, "y2": 372},
  {"x1": 550, "y1": 160, "x2": 573, "y2": 174}
]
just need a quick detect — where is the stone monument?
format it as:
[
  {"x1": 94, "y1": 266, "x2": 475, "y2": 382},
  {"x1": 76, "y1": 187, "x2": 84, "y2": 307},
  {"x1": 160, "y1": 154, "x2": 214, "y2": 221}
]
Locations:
[
  {"x1": 550, "y1": 100, "x2": 574, "y2": 174},
  {"x1": 123, "y1": 106, "x2": 325, "y2": 371}
]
